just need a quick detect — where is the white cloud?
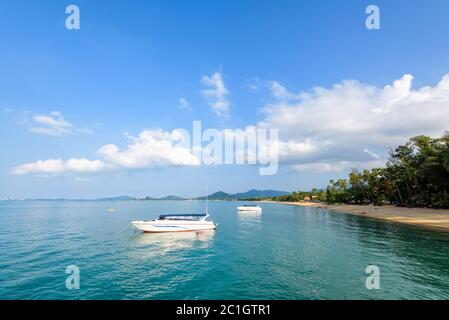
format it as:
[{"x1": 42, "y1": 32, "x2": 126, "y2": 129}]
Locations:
[
  {"x1": 260, "y1": 74, "x2": 449, "y2": 172},
  {"x1": 201, "y1": 71, "x2": 230, "y2": 117},
  {"x1": 277, "y1": 139, "x2": 320, "y2": 161},
  {"x1": 247, "y1": 77, "x2": 261, "y2": 91},
  {"x1": 270, "y1": 81, "x2": 302, "y2": 100},
  {"x1": 30, "y1": 111, "x2": 73, "y2": 136},
  {"x1": 12, "y1": 159, "x2": 64, "y2": 175},
  {"x1": 12, "y1": 128, "x2": 200, "y2": 176},
  {"x1": 293, "y1": 162, "x2": 350, "y2": 172},
  {"x1": 12, "y1": 74, "x2": 449, "y2": 176},
  {"x1": 292, "y1": 159, "x2": 385, "y2": 173},
  {"x1": 65, "y1": 158, "x2": 106, "y2": 172},
  {"x1": 11, "y1": 158, "x2": 107, "y2": 175},
  {"x1": 363, "y1": 148, "x2": 380, "y2": 159},
  {"x1": 177, "y1": 97, "x2": 191, "y2": 111},
  {"x1": 26, "y1": 111, "x2": 93, "y2": 136},
  {"x1": 97, "y1": 129, "x2": 200, "y2": 169}
]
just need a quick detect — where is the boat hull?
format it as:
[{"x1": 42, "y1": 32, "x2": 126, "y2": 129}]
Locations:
[
  {"x1": 237, "y1": 206, "x2": 262, "y2": 212},
  {"x1": 131, "y1": 220, "x2": 217, "y2": 233}
]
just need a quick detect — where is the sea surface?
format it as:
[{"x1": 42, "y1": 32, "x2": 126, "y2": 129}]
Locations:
[{"x1": 1, "y1": 200, "x2": 449, "y2": 300}]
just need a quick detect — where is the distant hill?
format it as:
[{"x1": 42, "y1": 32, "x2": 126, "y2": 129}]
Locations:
[
  {"x1": 143, "y1": 195, "x2": 184, "y2": 201},
  {"x1": 197, "y1": 191, "x2": 231, "y2": 200},
  {"x1": 197, "y1": 189, "x2": 289, "y2": 200},
  {"x1": 231, "y1": 189, "x2": 290, "y2": 199},
  {"x1": 159, "y1": 195, "x2": 184, "y2": 200},
  {"x1": 18, "y1": 189, "x2": 289, "y2": 202},
  {"x1": 97, "y1": 196, "x2": 136, "y2": 201}
]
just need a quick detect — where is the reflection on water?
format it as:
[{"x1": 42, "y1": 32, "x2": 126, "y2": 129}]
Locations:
[
  {"x1": 237, "y1": 210, "x2": 262, "y2": 223},
  {"x1": 237, "y1": 210, "x2": 262, "y2": 235},
  {"x1": 131, "y1": 230, "x2": 215, "y2": 253}
]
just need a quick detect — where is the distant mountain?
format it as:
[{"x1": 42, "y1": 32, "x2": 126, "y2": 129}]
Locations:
[
  {"x1": 143, "y1": 195, "x2": 184, "y2": 200},
  {"x1": 14, "y1": 189, "x2": 289, "y2": 202},
  {"x1": 159, "y1": 195, "x2": 184, "y2": 200},
  {"x1": 97, "y1": 196, "x2": 136, "y2": 201},
  {"x1": 197, "y1": 191, "x2": 231, "y2": 200},
  {"x1": 21, "y1": 196, "x2": 137, "y2": 201},
  {"x1": 197, "y1": 189, "x2": 289, "y2": 200},
  {"x1": 231, "y1": 189, "x2": 290, "y2": 199}
]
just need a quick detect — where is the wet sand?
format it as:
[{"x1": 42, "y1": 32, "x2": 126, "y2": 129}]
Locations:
[{"x1": 262, "y1": 201, "x2": 449, "y2": 232}]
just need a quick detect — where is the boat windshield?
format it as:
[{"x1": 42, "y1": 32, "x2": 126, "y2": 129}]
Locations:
[
  {"x1": 159, "y1": 214, "x2": 207, "y2": 221},
  {"x1": 243, "y1": 204, "x2": 259, "y2": 207}
]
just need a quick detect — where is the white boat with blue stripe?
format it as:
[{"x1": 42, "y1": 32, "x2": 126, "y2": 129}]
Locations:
[{"x1": 131, "y1": 213, "x2": 217, "y2": 233}]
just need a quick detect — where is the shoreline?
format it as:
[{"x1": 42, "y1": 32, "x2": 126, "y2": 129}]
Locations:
[{"x1": 262, "y1": 200, "x2": 449, "y2": 232}]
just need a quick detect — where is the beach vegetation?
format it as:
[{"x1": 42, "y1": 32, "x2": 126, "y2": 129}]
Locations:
[{"x1": 273, "y1": 132, "x2": 449, "y2": 208}]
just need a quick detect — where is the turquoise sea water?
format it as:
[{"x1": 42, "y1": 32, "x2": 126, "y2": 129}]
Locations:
[{"x1": 0, "y1": 200, "x2": 449, "y2": 300}]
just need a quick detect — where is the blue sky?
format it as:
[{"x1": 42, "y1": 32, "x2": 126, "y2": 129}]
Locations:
[{"x1": 1, "y1": 0, "x2": 449, "y2": 198}]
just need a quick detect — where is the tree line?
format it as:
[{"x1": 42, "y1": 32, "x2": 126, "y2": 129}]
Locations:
[{"x1": 272, "y1": 132, "x2": 449, "y2": 208}]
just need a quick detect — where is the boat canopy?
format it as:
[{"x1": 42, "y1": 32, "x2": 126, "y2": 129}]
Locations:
[
  {"x1": 159, "y1": 213, "x2": 207, "y2": 221},
  {"x1": 242, "y1": 204, "x2": 260, "y2": 207}
]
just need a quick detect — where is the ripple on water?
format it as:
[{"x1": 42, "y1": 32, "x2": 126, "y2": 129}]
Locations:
[{"x1": 1, "y1": 201, "x2": 449, "y2": 299}]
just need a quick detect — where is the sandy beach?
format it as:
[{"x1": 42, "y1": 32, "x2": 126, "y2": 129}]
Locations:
[{"x1": 262, "y1": 201, "x2": 449, "y2": 232}]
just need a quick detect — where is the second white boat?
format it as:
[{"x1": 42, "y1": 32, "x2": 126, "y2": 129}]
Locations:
[{"x1": 237, "y1": 204, "x2": 262, "y2": 212}]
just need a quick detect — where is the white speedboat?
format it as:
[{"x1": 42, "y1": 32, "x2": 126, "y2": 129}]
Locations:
[
  {"x1": 237, "y1": 204, "x2": 262, "y2": 212},
  {"x1": 131, "y1": 213, "x2": 217, "y2": 233}
]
